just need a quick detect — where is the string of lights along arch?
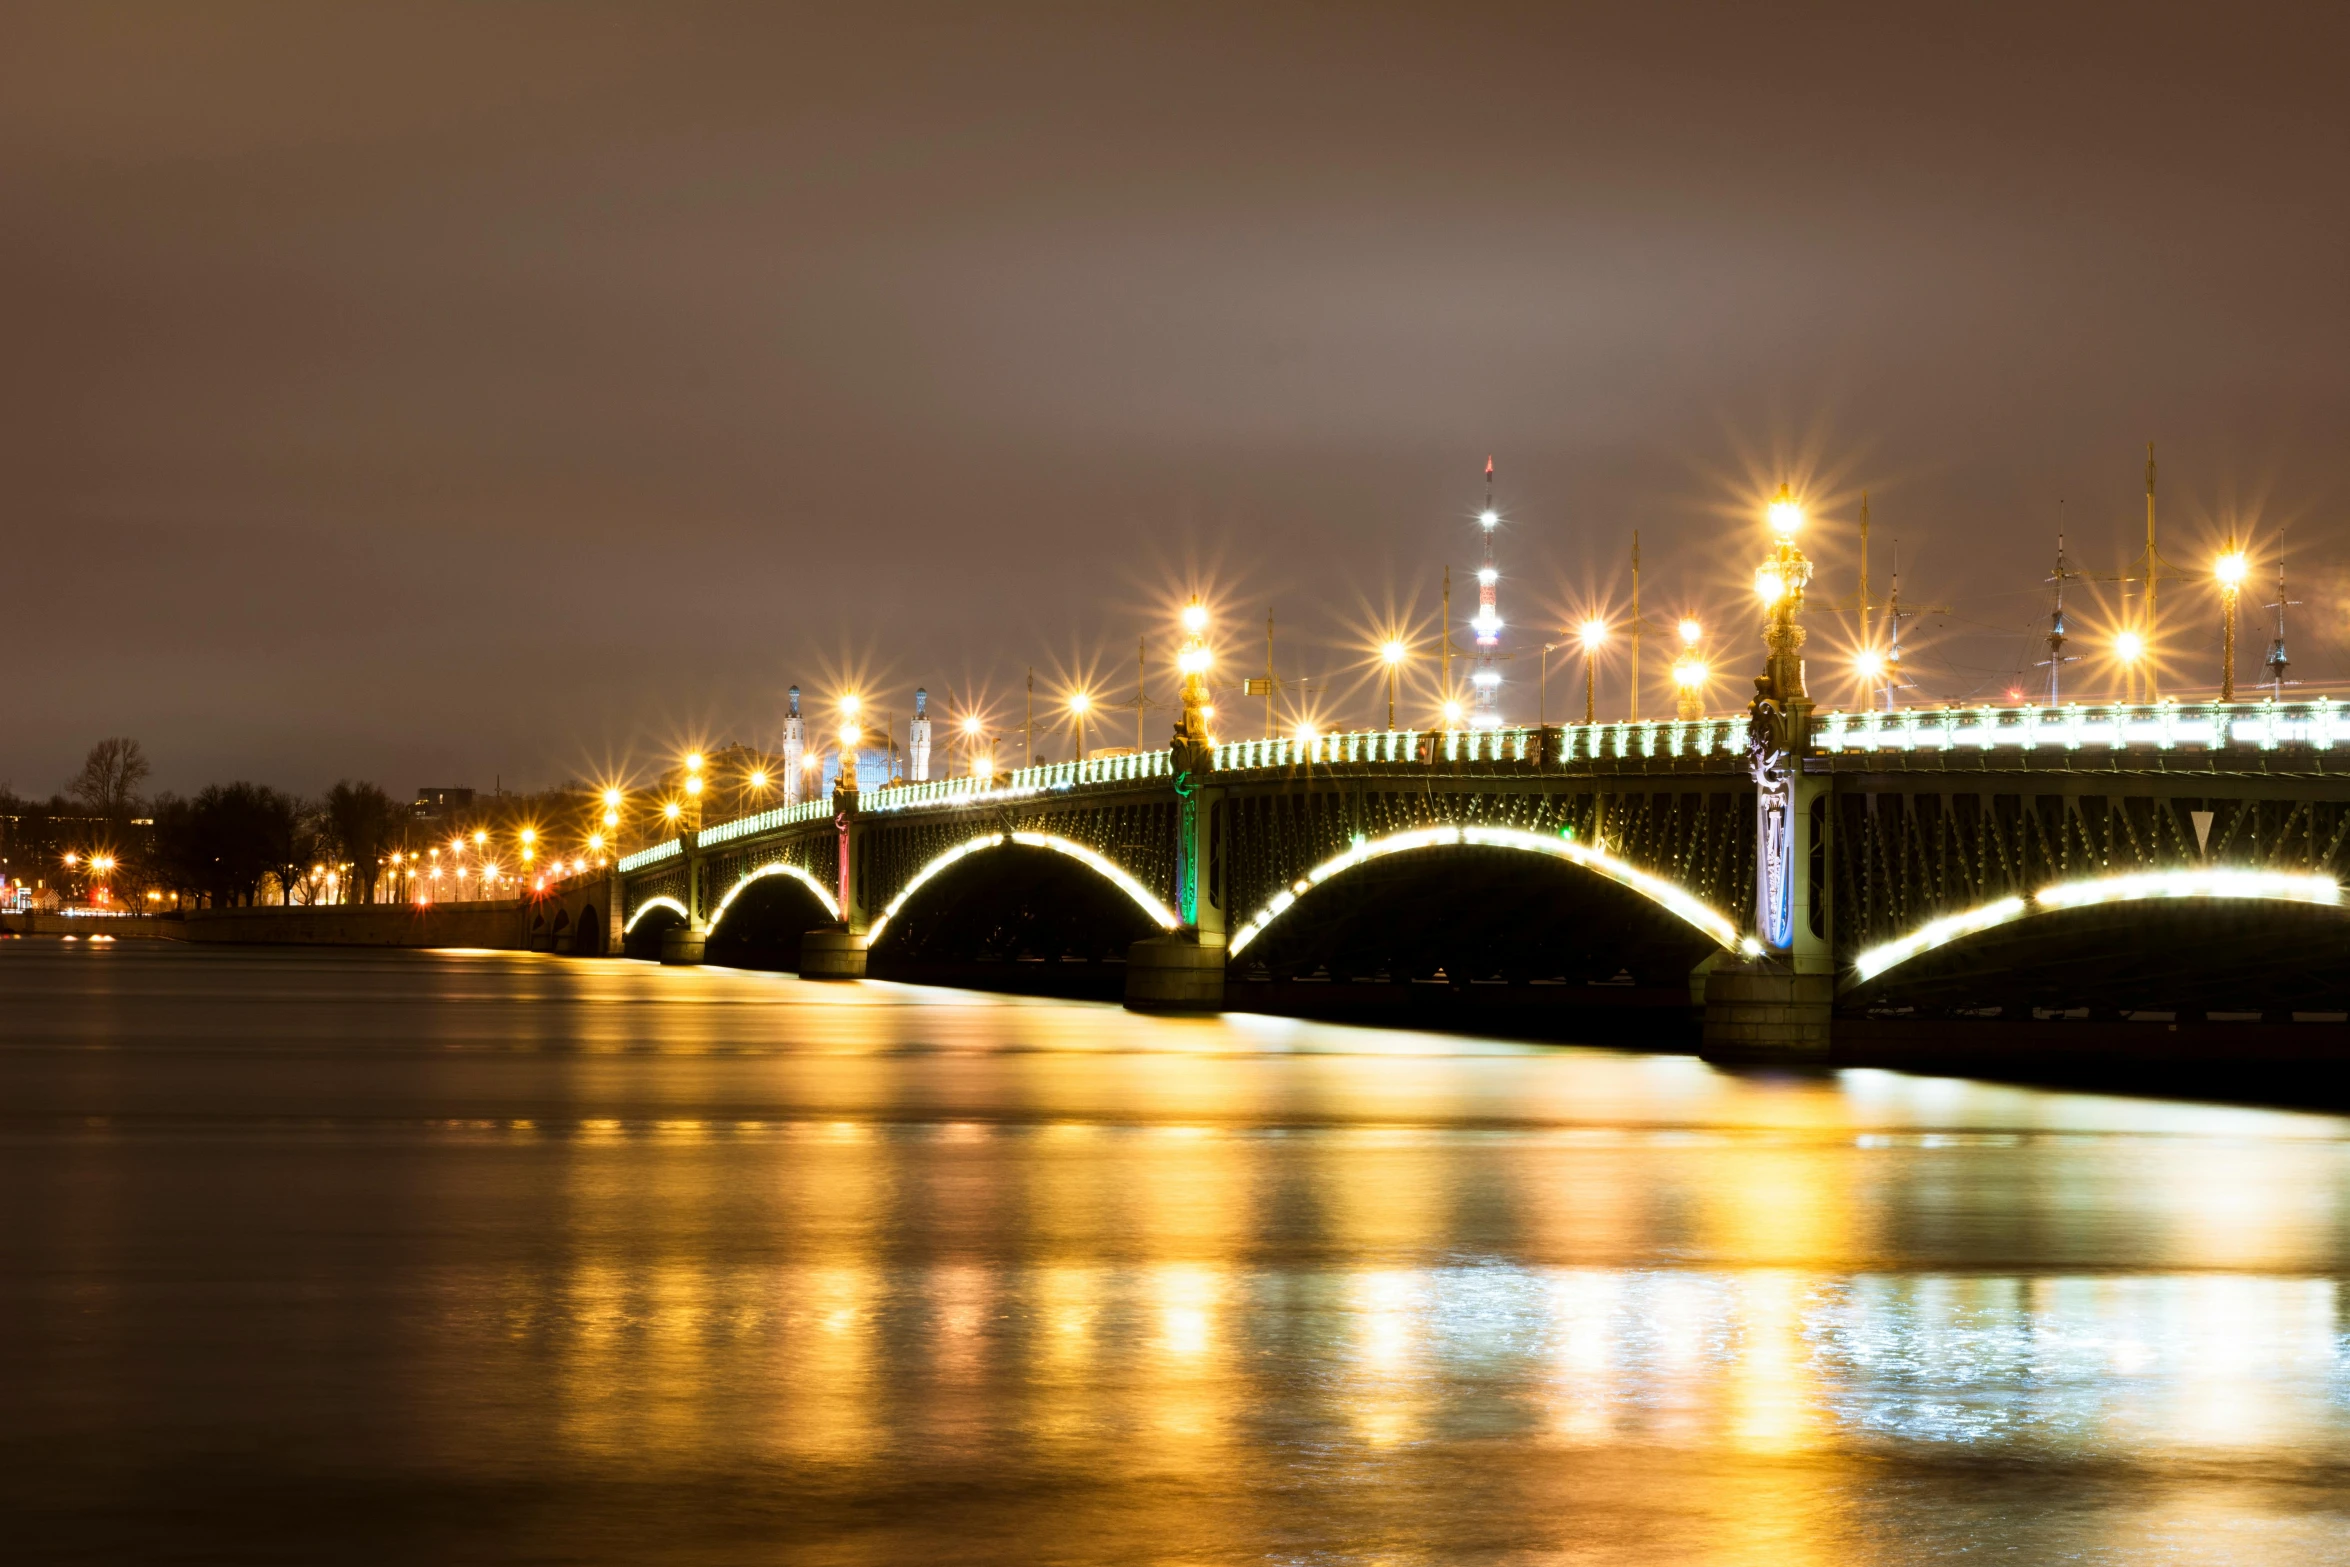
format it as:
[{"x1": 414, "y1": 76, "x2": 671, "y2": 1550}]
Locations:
[{"x1": 561, "y1": 480, "x2": 2350, "y2": 1059}]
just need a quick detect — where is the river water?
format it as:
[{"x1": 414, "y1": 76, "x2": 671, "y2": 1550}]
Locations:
[{"x1": 3, "y1": 939, "x2": 2348, "y2": 1563}]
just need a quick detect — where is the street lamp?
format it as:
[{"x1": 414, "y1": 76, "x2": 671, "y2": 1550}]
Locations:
[
  {"x1": 959, "y1": 713, "x2": 989, "y2": 779},
  {"x1": 1068, "y1": 690, "x2": 1091, "y2": 763},
  {"x1": 1672, "y1": 618, "x2": 1706, "y2": 720},
  {"x1": 1380, "y1": 639, "x2": 1407, "y2": 730},
  {"x1": 2216, "y1": 544, "x2": 2249, "y2": 700},
  {"x1": 1673, "y1": 653, "x2": 1709, "y2": 720},
  {"x1": 1579, "y1": 618, "x2": 1607, "y2": 725},
  {"x1": 1442, "y1": 698, "x2": 1463, "y2": 727},
  {"x1": 2114, "y1": 628, "x2": 2147, "y2": 702},
  {"x1": 1854, "y1": 649, "x2": 1887, "y2": 710}
]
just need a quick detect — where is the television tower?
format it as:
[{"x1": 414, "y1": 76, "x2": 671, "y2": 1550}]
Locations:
[
  {"x1": 2038, "y1": 521, "x2": 2080, "y2": 704},
  {"x1": 1470, "y1": 456, "x2": 1503, "y2": 728},
  {"x1": 2265, "y1": 538, "x2": 2300, "y2": 700}
]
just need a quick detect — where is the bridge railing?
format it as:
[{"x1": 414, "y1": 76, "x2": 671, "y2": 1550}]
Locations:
[
  {"x1": 616, "y1": 838, "x2": 682, "y2": 874},
  {"x1": 859, "y1": 747, "x2": 1174, "y2": 814},
  {"x1": 697, "y1": 798, "x2": 836, "y2": 846},
  {"x1": 1817, "y1": 698, "x2": 2350, "y2": 755},
  {"x1": 1208, "y1": 720, "x2": 1749, "y2": 772}
]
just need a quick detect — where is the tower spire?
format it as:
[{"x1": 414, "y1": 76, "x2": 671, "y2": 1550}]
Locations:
[
  {"x1": 2265, "y1": 531, "x2": 2299, "y2": 700},
  {"x1": 1470, "y1": 456, "x2": 1503, "y2": 728},
  {"x1": 2041, "y1": 510, "x2": 2078, "y2": 705}
]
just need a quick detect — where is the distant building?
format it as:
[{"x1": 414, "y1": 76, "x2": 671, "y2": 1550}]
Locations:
[{"x1": 411, "y1": 787, "x2": 476, "y2": 823}]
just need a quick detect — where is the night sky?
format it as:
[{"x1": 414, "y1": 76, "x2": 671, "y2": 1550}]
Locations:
[{"x1": 8, "y1": 4, "x2": 2348, "y2": 796}]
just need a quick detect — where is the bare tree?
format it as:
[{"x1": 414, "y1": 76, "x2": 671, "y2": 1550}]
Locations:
[
  {"x1": 267, "y1": 794, "x2": 323, "y2": 906},
  {"x1": 324, "y1": 781, "x2": 399, "y2": 904},
  {"x1": 69, "y1": 738, "x2": 150, "y2": 821}
]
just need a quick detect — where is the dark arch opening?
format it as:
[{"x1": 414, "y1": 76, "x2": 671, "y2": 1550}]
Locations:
[
  {"x1": 573, "y1": 904, "x2": 606, "y2": 957},
  {"x1": 1231, "y1": 845, "x2": 1727, "y2": 1042},
  {"x1": 621, "y1": 901, "x2": 687, "y2": 961},
  {"x1": 866, "y1": 841, "x2": 1163, "y2": 998},
  {"x1": 1847, "y1": 898, "x2": 2350, "y2": 1022},
  {"x1": 705, "y1": 873, "x2": 835, "y2": 972}
]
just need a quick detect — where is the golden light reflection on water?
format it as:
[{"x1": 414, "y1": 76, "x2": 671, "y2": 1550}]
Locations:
[
  {"x1": 1143, "y1": 1261, "x2": 1229, "y2": 1456},
  {"x1": 41, "y1": 939, "x2": 2350, "y2": 1559},
  {"x1": 1345, "y1": 1268, "x2": 1428, "y2": 1448},
  {"x1": 492, "y1": 1105, "x2": 2350, "y2": 1495},
  {"x1": 784, "y1": 1263, "x2": 878, "y2": 1462},
  {"x1": 374, "y1": 978, "x2": 2350, "y2": 1560},
  {"x1": 1727, "y1": 1271, "x2": 1822, "y2": 1454}
]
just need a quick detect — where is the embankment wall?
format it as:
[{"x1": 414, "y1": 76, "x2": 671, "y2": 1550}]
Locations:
[{"x1": 2, "y1": 903, "x2": 530, "y2": 948}]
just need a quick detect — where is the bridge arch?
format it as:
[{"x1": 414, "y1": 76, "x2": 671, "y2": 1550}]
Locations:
[
  {"x1": 706, "y1": 862, "x2": 839, "y2": 970},
  {"x1": 1850, "y1": 869, "x2": 2343, "y2": 987},
  {"x1": 622, "y1": 896, "x2": 690, "y2": 936},
  {"x1": 867, "y1": 831, "x2": 1179, "y2": 946},
  {"x1": 1226, "y1": 823, "x2": 1744, "y2": 961},
  {"x1": 620, "y1": 895, "x2": 690, "y2": 962},
  {"x1": 709, "y1": 863, "x2": 841, "y2": 931},
  {"x1": 1843, "y1": 868, "x2": 2350, "y2": 1020}
]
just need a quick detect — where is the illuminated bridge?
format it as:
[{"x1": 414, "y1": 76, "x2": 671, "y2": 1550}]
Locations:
[{"x1": 554, "y1": 697, "x2": 2350, "y2": 1064}]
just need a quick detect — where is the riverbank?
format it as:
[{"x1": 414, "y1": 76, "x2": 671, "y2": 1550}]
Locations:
[{"x1": 0, "y1": 900, "x2": 532, "y2": 949}]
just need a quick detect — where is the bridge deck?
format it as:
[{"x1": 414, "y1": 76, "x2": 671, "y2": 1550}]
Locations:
[{"x1": 619, "y1": 700, "x2": 2350, "y2": 876}]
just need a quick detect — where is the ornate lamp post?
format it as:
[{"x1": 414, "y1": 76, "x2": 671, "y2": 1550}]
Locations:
[
  {"x1": 1756, "y1": 485, "x2": 1813, "y2": 712},
  {"x1": 835, "y1": 698, "x2": 862, "y2": 796},
  {"x1": 1175, "y1": 601, "x2": 1212, "y2": 750},
  {"x1": 1123, "y1": 597, "x2": 1228, "y2": 1009},
  {"x1": 1749, "y1": 483, "x2": 1816, "y2": 960},
  {"x1": 1171, "y1": 598, "x2": 1217, "y2": 932},
  {"x1": 2215, "y1": 543, "x2": 2248, "y2": 701}
]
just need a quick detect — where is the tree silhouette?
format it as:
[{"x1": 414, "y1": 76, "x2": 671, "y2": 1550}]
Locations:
[
  {"x1": 69, "y1": 738, "x2": 150, "y2": 821},
  {"x1": 324, "y1": 781, "x2": 399, "y2": 904}
]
